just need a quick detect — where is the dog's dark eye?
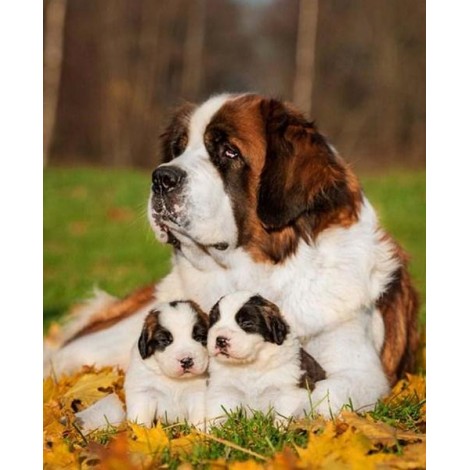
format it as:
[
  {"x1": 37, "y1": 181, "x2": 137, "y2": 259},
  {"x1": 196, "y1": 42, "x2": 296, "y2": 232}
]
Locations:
[
  {"x1": 223, "y1": 144, "x2": 239, "y2": 159},
  {"x1": 170, "y1": 135, "x2": 186, "y2": 158}
]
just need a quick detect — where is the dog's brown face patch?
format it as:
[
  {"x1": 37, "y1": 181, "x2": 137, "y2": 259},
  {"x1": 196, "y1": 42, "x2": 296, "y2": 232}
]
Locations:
[
  {"x1": 160, "y1": 102, "x2": 195, "y2": 163},
  {"x1": 205, "y1": 94, "x2": 363, "y2": 264}
]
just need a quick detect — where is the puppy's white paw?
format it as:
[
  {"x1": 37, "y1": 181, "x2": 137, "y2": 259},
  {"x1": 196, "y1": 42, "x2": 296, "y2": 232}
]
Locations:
[{"x1": 307, "y1": 380, "x2": 350, "y2": 418}]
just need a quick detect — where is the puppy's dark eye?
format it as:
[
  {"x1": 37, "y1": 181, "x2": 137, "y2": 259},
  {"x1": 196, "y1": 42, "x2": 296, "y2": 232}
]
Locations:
[
  {"x1": 240, "y1": 320, "x2": 255, "y2": 329},
  {"x1": 155, "y1": 332, "x2": 173, "y2": 348}
]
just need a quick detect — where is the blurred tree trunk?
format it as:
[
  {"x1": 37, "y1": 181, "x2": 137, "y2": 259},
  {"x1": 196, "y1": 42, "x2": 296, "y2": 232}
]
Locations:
[
  {"x1": 99, "y1": 1, "x2": 182, "y2": 167},
  {"x1": 43, "y1": 0, "x2": 68, "y2": 166},
  {"x1": 374, "y1": 1, "x2": 400, "y2": 161},
  {"x1": 99, "y1": 0, "x2": 132, "y2": 166},
  {"x1": 181, "y1": 0, "x2": 206, "y2": 100},
  {"x1": 293, "y1": 0, "x2": 318, "y2": 117}
]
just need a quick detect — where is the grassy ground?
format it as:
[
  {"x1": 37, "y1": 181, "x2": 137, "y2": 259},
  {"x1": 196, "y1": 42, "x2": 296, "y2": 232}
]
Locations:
[{"x1": 44, "y1": 167, "x2": 425, "y2": 328}]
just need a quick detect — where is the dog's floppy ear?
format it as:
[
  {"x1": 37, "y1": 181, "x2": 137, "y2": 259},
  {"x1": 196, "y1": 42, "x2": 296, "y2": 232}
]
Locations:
[
  {"x1": 257, "y1": 98, "x2": 355, "y2": 230},
  {"x1": 138, "y1": 310, "x2": 160, "y2": 359}
]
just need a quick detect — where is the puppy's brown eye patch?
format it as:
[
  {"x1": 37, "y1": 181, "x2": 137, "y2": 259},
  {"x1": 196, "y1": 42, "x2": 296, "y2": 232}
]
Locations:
[
  {"x1": 235, "y1": 308, "x2": 263, "y2": 334},
  {"x1": 153, "y1": 329, "x2": 173, "y2": 350}
]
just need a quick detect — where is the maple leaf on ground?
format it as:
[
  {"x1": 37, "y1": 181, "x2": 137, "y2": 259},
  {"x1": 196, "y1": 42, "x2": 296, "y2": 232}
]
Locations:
[
  {"x1": 340, "y1": 412, "x2": 425, "y2": 447},
  {"x1": 87, "y1": 433, "x2": 140, "y2": 470},
  {"x1": 63, "y1": 367, "x2": 123, "y2": 411},
  {"x1": 296, "y1": 421, "x2": 388, "y2": 470},
  {"x1": 388, "y1": 374, "x2": 426, "y2": 404},
  {"x1": 128, "y1": 422, "x2": 169, "y2": 455},
  {"x1": 43, "y1": 440, "x2": 78, "y2": 470}
]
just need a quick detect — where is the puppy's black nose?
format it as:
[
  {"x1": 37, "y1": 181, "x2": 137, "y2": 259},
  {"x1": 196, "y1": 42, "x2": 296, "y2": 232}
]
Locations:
[
  {"x1": 180, "y1": 357, "x2": 194, "y2": 370},
  {"x1": 216, "y1": 336, "x2": 228, "y2": 349},
  {"x1": 152, "y1": 166, "x2": 186, "y2": 193}
]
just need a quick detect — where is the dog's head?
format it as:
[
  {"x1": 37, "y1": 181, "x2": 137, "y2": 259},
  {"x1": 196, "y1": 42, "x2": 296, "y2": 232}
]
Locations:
[
  {"x1": 138, "y1": 300, "x2": 209, "y2": 378},
  {"x1": 207, "y1": 291, "x2": 290, "y2": 364},
  {"x1": 148, "y1": 94, "x2": 362, "y2": 263}
]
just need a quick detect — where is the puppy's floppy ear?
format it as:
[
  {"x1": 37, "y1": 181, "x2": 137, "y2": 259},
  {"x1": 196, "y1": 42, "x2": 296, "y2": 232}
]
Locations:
[
  {"x1": 247, "y1": 295, "x2": 290, "y2": 345},
  {"x1": 257, "y1": 98, "x2": 356, "y2": 230},
  {"x1": 138, "y1": 310, "x2": 160, "y2": 359},
  {"x1": 268, "y1": 315, "x2": 289, "y2": 345}
]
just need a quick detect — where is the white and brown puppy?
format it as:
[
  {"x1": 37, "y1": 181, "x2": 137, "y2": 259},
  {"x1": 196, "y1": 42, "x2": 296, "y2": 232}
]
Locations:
[
  {"x1": 124, "y1": 300, "x2": 209, "y2": 427},
  {"x1": 205, "y1": 291, "x2": 325, "y2": 424}
]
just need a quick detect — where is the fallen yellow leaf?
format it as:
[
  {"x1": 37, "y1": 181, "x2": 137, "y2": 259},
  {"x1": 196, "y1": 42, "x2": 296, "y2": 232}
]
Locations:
[
  {"x1": 63, "y1": 367, "x2": 122, "y2": 410},
  {"x1": 296, "y1": 421, "x2": 388, "y2": 470},
  {"x1": 128, "y1": 422, "x2": 170, "y2": 455},
  {"x1": 43, "y1": 440, "x2": 78, "y2": 469}
]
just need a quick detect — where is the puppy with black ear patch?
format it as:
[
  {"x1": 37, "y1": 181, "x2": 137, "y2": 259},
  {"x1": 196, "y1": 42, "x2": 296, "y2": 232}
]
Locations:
[
  {"x1": 124, "y1": 300, "x2": 209, "y2": 427},
  {"x1": 206, "y1": 291, "x2": 326, "y2": 425}
]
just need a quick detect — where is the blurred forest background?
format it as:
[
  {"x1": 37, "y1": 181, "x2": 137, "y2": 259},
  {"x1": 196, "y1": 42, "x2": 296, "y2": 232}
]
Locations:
[
  {"x1": 44, "y1": 0, "x2": 425, "y2": 170},
  {"x1": 44, "y1": 0, "x2": 425, "y2": 327}
]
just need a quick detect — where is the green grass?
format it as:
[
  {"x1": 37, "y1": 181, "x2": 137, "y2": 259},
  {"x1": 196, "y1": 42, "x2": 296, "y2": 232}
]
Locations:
[
  {"x1": 44, "y1": 168, "x2": 425, "y2": 329},
  {"x1": 361, "y1": 171, "x2": 426, "y2": 322},
  {"x1": 163, "y1": 409, "x2": 309, "y2": 466},
  {"x1": 43, "y1": 168, "x2": 172, "y2": 329}
]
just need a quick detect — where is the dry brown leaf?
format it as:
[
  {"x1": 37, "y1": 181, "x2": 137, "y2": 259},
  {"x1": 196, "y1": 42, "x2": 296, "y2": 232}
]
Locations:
[
  {"x1": 340, "y1": 412, "x2": 425, "y2": 446},
  {"x1": 296, "y1": 421, "x2": 388, "y2": 470}
]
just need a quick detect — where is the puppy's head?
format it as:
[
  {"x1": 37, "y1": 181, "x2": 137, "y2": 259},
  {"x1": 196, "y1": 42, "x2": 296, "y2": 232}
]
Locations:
[
  {"x1": 207, "y1": 291, "x2": 289, "y2": 364},
  {"x1": 138, "y1": 300, "x2": 209, "y2": 379}
]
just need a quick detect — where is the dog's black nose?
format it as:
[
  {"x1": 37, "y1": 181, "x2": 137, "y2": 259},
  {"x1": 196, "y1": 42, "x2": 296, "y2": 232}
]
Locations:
[
  {"x1": 180, "y1": 357, "x2": 194, "y2": 370},
  {"x1": 216, "y1": 336, "x2": 228, "y2": 349},
  {"x1": 152, "y1": 166, "x2": 186, "y2": 193}
]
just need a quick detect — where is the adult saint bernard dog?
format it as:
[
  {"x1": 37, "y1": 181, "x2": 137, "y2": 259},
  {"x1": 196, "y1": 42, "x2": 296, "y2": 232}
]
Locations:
[{"x1": 45, "y1": 93, "x2": 419, "y2": 416}]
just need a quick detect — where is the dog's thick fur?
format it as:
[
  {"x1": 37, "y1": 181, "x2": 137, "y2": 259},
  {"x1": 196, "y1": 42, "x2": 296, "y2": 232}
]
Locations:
[{"x1": 45, "y1": 93, "x2": 419, "y2": 416}]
